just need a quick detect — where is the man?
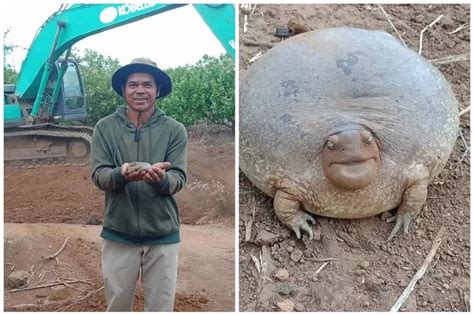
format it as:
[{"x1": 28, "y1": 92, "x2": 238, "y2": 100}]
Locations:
[{"x1": 91, "y1": 57, "x2": 187, "y2": 311}]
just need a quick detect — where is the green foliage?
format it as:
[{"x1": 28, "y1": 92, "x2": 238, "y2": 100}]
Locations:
[
  {"x1": 3, "y1": 29, "x2": 18, "y2": 84},
  {"x1": 160, "y1": 54, "x2": 235, "y2": 129},
  {"x1": 74, "y1": 49, "x2": 123, "y2": 126},
  {"x1": 76, "y1": 50, "x2": 234, "y2": 128}
]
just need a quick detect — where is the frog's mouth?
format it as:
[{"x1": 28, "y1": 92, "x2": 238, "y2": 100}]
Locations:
[{"x1": 325, "y1": 157, "x2": 378, "y2": 190}]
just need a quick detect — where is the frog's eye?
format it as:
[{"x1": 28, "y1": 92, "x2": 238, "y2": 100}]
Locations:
[
  {"x1": 327, "y1": 140, "x2": 335, "y2": 150},
  {"x1": 366, "y1": 134, "x2": 374, "y2": 144}
]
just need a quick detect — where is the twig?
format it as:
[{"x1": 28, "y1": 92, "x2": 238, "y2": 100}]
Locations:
[
  {"x1": 58, "y1": 277, "x2": 95, "y2": 286},
  {"x1": 312, "y1": 261, "x2": 330, "y2": 280},
  {"x1": 448, "y1": 23, "x2": 470, "y2": 34},
  {"x1": 312, "y1": 257, "x2": 339, "y2": 262},
  {"x1": 5, "y1": 280, "x2": 87, "y2": 294},
  {"x1": 58, "y1": 286, "x2": 104, "y2": 312},
  {"x1": 242, "y1": 4, "x2": 251, "y2": 34},
  {"x1": 250, "y1": 4, "x2": 258, "y2": 16},
  {"x1": 60, "y1": 281, "x2": 86, "y2": 293},
  {"x1": 249, "y1": 253, "x2": 261, "y2": 274},
  {"x1": 377, "y1": 4, "x2": 406, "y2": 47},
  {"x1": 419, "y1": 15, "x2": 444, "y2": 54},
  {"x1": 390, "y1": 226, "x2": 446, "y2": 312},
  {"x1": 243, "y1": 39, "x2": 273, "y2": 48},
  {"x1": 430, "y1": 53, "x2": 470, "y2": 65},
  {"x1": 245, "y1": 218, "x2": 254, "y2": 242},
  {"x1": 459, "y1": 105, "x2": 470, "y2": 117},
  {"x1": 43, "y1": 237, "x2": 69, "y2": 260},
  {"x1": 249, "y1": 52, "x2": 263, "y2": 64}
]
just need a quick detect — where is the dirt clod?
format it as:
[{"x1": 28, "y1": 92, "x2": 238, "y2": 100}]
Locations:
[{"x1": 7, "y1": 270, "x2": 29, "y2": 289}]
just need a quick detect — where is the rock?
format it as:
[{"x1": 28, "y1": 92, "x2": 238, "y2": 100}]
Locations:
[
  {"x1": 277, "y1": 299, "x2": 295, "y2": 312},
  {"x1": 359, "y1": 260, "x2": 370, "y2": 269},
  {"x1": 286, "y1": 246, "x2": 294, "y2": 253},
  {"x1": 277, "y1": 283, "x2": 297, "y2": 296},
  {"x1": 294, "y1": 301, "x2": 305, "y2": 312},
  {"x1": 255, "y1": 230, "x2": 280, "y2": 245},
  {"x1": 275, "y1": 268, "x2": 290, "y2": 281},
  {"x1": 290, "y1": 248, "x2": 303, "y2": 262},
  {"x1": 8, "y1": 270, "x2": 29, "y2": 289},
  {"x1": 363, "y1": 301, "x2": 370, "y2": 307}
]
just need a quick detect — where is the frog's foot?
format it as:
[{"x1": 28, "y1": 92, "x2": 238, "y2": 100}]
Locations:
[
  {"x1": 286, "y1": 210, "x2": 316, "y2": 240},
  {"x1": 386, "y1": 212, "x2": 414, "y2": 241}
]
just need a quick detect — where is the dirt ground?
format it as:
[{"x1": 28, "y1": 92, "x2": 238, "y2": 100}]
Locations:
[
  {"x1": 239, "y1": 4, "x2": 470, "y2": 312},
  {"x1": 4, "y1": 126, "x2": 235, "y2": 311}
]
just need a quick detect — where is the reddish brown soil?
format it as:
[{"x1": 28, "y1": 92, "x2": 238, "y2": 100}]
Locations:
[
  {"x1": 239, "y1": 4, "x2": 470, "y2": 312},
  {"x1": 4, "y1": 127, "x2": 235, "y2": 311}
]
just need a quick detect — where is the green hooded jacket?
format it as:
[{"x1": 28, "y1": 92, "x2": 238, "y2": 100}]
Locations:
[{"x1": 91, "y1": 106, "x2": 187, "y2": 245}]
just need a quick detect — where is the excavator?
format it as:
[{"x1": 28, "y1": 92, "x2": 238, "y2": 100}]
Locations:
[{"x1": 4, "y1": 3, "x2": 235, "y2": 167}]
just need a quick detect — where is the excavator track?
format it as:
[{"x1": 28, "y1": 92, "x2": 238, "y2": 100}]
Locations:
[{"x1": 4, "y1": 125, "x2": 94, "y2": 168}]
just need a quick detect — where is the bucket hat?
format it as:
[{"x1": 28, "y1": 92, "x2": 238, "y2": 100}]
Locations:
[{"x1": 111, "y1": 57, "x2": 172, "y2": 99}]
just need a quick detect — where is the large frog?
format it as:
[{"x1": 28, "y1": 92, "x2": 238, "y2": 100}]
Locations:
[{"x1": 240, "y1": 28, "x2": 459, "y2": 240}]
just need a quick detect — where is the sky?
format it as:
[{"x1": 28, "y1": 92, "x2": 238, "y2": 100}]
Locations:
[{"x1": 3, "y1": 2, "x2": 227, "y2": 71}]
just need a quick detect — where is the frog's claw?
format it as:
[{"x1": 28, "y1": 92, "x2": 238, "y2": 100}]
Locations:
[
  {"x1": 387, "y1": 212, "x2": 413, "y2": 241},
  {"x1": 287, "y1": 211, "x2": 316, "y2": 240}
]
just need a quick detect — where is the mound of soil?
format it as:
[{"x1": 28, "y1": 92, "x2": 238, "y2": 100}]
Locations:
[{"x1": 239, "y1": 4, "x2": 470, "y2": 312}]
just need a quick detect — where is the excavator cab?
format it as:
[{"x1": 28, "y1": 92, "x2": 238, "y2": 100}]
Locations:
[
  {"x1": 4, "y1": 59, "x2": 86, "y2": 126},
  {"x1": 50, "y1": 60, "x2": 87, "y2": 122}
]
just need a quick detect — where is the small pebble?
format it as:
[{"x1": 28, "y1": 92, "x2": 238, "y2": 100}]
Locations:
[
  {"x1": 277, "y1": 299, "x2": 295, "y2": 312},
  {"x1": 277, "y1": 283, "x2": 296, "y2": 296},
  {"x1": 359, "y1": 260, "x2": 370, "y2": 269},
  {"x1": 274, "y1": 268, "x2": 290, "y2": 281},
  {"x1": 363, "y1": 301, "x2": 370, "y2": 308},
  {"x1": 442, "y1": 283, "x2": 450, "y2": 290},
  {"x1": 290, "y1": 248, "x2": 304, "y2": 262},
  {"x1": 294, "y1": 302, "x2": 305, "y2": 312},
  {"x1": 286, "y1": 246, "x2": 294, "y2": 253}
]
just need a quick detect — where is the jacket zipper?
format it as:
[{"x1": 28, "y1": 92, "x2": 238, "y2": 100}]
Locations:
[{"x1": 135, "y1": 116, "x2": 141, "y2": 245}]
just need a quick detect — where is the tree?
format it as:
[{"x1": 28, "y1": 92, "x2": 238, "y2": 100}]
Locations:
[
  {"x1": 160, "y1": 54, "x2": 235, "y2": 130},
  {"x1": 75, "y1": 51, "x2": 234, "y2": 129},
  {"x1": 74, "y1": 49, "x2": 123, "y2": 125},
  {"x1": 3, "y1": 29, "x2": 18, "y2": 84}
]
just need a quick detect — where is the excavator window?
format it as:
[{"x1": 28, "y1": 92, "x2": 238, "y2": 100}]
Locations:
[{"x1": 62, "y1": 62, "x2": 85, "y2": 110}]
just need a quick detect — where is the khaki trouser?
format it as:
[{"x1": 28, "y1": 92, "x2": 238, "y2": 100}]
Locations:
[{"x1": 101, "y1": 239, "x2": 179, "y2": 312}]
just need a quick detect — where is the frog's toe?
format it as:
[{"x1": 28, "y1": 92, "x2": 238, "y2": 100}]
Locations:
[
  {"x1": 287, "y1": 211, "x2": 315, "y2": 240},
  {"x1": 387, "y1": 212, "x2": 413, "y2": 241}
]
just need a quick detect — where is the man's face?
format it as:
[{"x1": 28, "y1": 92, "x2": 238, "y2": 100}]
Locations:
[{"x1": 124, "y1": 72, "x2": 159, "y2": 113}]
